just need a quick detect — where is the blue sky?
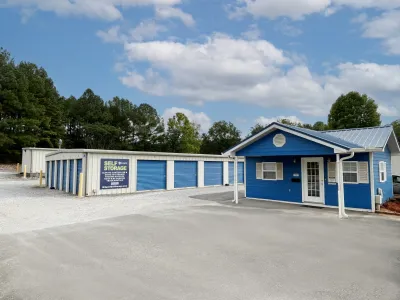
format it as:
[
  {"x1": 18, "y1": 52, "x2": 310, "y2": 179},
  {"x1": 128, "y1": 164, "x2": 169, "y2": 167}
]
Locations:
[{"x1": 0, "y1": 0, "x2": 399, "y2": 135}]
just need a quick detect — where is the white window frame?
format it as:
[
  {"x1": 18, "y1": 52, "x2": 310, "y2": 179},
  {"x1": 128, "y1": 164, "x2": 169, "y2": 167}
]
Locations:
[
  {"x1": 328, "y1": 162, "x2": 337, "y2": 183},
  {"x1": 379, "y1": 161, "x2": 387, "y2": 183},
  {"x1": 342, "y1": 161, "x2": 358, "y2": 184},
  {"x1": 262, "y1": 162, "x2": 278, "y2": 180},
  {"x1": 256, "y1": 162, "x2": 283, "y2": 181}
]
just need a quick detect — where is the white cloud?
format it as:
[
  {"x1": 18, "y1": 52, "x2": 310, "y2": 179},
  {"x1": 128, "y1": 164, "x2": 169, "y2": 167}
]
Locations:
[
  {"x1": 155, "y1": 6, "x2": 195, "y2": 27},
  {"x1": 361, "y1": 10, "x2": 400, "y2": 55},
  {"x1": 97, "y1": 25, "x2": 125, "y2": 43},
  {"x1": 241, "y1": 24, "x2": 261, "y2": 40},
  {"x1": 378, "y1": 105, "x2": 399, "y2": 117},
  {"x1": 274, "y1": 20, "x2": 303, "y2": 37},
  {"x1": 2, "y1": 0, "x2": 181, "y2": 21},
  {"x1": 255, "y1": 116, "x2": 303, "y2": 126},
  {"x1": 119, "y1": 34, "x2": 400, "y2": 117},
  {"x1": 130, "y1": 19, "x2": 168, "y2": 41},
  {"x1": 97, "y1": 20, "x2": 167, "y2": 44},
  {"x1": 229, "y1": 0, "x2": 400, "y2": 20},
  {"x1": 162, "y1": 107, "x2": 212, "y2": 132}
]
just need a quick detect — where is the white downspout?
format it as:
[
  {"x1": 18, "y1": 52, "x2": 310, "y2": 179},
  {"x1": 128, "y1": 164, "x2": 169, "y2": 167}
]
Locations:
[
  {"x1": 234, "y1": 156, "x2": 238, "y2": 204},
  {"x1": 336, "y1": 152, "x2": 355, "y2": 219}
]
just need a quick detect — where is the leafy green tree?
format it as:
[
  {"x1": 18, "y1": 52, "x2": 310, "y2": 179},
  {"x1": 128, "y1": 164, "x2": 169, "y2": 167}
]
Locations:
[
  {"x1": 247, "y1": 123, "x2": 265, "y2": 137},
  {"x1": 392, "y1": 120, "x2": 400, "y2": 142},
  {"x1": 312, "y1": 121, "x2": 328, "y2": 131},
  {"x1": 132, "y1": 104, "x2": 165, "y2": 151},
  {"x1": 201, "y1": 121, "x2": 241, "y2": 154},
  {"x1": 108, "y1": 97, "x2": 136, "y2": 150},
  {"x1": 166, "y1": 112, "x2": 201, "y2": 153},
  {"x1": 0, "y1": 49, "x2": 65, "y2": 161},
  {"x1": 328, "y1": 92, "x2": 381, "y2": 129}
]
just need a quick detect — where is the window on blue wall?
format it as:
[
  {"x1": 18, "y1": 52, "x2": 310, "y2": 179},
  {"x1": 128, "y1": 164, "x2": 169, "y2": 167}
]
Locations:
[
  {"x1": 379, "y1": 161, "x2": 387, "y2": 182},
  {"x1": 343, "y1": 162, "x2": 358, "y2": 183},
  {"x1": 256, "y1": 162, "x2": 283, "y2": 181}
]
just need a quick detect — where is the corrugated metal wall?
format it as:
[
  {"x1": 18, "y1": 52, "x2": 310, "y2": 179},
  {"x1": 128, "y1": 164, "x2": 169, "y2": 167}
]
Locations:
[{"x1": 46, "y1": 151, "x2": 244, "y2": 197}]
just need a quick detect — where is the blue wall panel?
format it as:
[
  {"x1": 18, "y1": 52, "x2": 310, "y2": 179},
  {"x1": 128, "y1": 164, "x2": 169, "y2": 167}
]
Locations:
[
  {"x1": 137, "y1": 160, "x2": 166, "y2": 191},
  {"x1": 204, "y1": 162, "x2": 223, "y2": 186},
  {"x1": 62, "y1": 160, "x2": 67, "y2": 191},
  {"x1": 374, "y1": 147, "x2": 393, "y2": 203},
  {"x1": 174, "y1": 161, "x2": 197, "y2": 188},
  {"x1": 69, "y1": 160, "x2": 74, "y2": 193},
  {"x1": 324, "y1": 153, "x2": 371, "y2": 210},
  {"x1": 245, "y1": 153, "x2": 372, "y2": 210},
  {"x1": 56, "y1": 161, "x2": 61, "y2": 190},
  {"x1": 76, "y1": 159, "x2": 83, "y2": 195},
  {"x1": 237, "y1": 129, "x2": 335, "y2": 156},
  {"x1": 229, "y1": 162, "x2": 245, "y2": 184},
  {"x1": 46, "y1": 161, "x2": 50, "y2": 187},
  {"x1": 51, "y1": 161, "x2": 55, "y2": 188}
]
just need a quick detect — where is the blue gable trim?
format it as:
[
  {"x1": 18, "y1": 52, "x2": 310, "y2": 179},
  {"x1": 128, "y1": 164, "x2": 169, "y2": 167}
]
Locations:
[
  {"x1": 374, "y1": 147, "x2": 393, "y2": 203},
  {"x1": 237, "y1": 129, "x2": 335, "y2": 156}
]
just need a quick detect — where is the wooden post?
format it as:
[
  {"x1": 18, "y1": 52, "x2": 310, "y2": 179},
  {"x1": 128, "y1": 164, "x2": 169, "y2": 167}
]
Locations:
[
  {"x1": 16, "y1": 163, "x2": 20, "y2": 173},
  {"x1": 23, "y1": 165, "x2": 27, "y2": 179},
  {"x1": 78, "y1": 173, "x2": 84, "y2": 198},
  {"x1": 39, "y1": 170, "x2": 43, "y2": 186}
]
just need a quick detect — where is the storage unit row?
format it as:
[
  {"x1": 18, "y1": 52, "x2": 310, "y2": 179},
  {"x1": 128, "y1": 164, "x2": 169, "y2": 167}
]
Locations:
[{"x1": 46, "y1": 150, "x2": 244, "y2": 197}]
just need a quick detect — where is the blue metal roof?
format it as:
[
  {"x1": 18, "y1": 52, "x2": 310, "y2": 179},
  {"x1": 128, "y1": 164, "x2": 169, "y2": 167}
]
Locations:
[
  {"x1": 320, "y1": 125, "x2": 393, "y2": 149},
  {"x1": 280, "y1": 123, "x2": 361, "y2": 149}
]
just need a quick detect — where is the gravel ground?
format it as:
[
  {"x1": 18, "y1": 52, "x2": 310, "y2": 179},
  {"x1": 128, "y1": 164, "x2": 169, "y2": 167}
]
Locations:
[
  {"x1": 0, "y1": 178, "x2": 238, "y2": 234},
  {"x1": 1, "y1": 178, "x2": 399, "y2": 300}
]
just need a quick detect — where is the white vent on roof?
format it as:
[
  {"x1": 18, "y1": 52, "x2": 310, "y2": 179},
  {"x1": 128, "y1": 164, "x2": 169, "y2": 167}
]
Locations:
[{"x1": 273, "y1": 134, "x2": 286, "y2": 147}]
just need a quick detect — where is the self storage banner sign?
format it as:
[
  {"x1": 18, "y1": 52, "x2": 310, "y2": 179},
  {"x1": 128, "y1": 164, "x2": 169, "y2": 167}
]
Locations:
[{"x1": 100, "y1": 159, "x2": 129, "y2": 190}]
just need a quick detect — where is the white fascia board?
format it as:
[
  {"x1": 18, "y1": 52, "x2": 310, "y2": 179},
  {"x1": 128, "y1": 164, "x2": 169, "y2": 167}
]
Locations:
[{"x1": 224, "y1": 124, "x2": 349, "y2": 155}]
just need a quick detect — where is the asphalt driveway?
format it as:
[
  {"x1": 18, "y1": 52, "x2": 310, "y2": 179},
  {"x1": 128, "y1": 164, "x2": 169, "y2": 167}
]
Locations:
[{"x1": 1, "y1": 180, "x2": 400, "y2": 300}]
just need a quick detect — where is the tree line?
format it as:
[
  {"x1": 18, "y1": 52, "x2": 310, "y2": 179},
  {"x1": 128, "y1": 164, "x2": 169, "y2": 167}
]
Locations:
[{"x1": 1, "y1": 48, "x2": 399, "y2": 163}]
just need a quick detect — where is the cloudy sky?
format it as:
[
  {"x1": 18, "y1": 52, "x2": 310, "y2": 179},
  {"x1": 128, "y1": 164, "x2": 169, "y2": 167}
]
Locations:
[{"x1": 1, "y1": 0, "x2": 399, "y2": 135}]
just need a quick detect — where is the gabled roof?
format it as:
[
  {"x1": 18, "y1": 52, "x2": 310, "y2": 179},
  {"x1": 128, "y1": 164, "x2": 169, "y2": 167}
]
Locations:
[{"x1": 223, "y1": 122, "x2": 400, "y2": 155}]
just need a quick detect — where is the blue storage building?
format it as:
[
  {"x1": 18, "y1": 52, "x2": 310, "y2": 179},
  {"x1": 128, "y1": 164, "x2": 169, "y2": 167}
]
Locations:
[
  {"x1": 45, "y1": 150, "x2": 245, "y2": 197},
  {"x1": 224, "y1": 122, "x2": 400, "y2": 213}
]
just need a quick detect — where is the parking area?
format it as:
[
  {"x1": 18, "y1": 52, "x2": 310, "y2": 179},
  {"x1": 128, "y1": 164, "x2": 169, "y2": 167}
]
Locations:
[{"x1": 1, "y1": 178, "x2": 400, "y2": 300}]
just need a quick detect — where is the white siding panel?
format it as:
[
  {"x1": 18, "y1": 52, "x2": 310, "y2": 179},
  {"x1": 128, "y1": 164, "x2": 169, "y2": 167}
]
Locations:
[
  {"x1": 198, "y1": 161, "x2": 204, "y2": 187},
  {"x1": 167, "y1": 160, "x2": 174, "y2": 190},
  {"x1": 223, "y1": 161, "x2": 229, "y2": 185}
]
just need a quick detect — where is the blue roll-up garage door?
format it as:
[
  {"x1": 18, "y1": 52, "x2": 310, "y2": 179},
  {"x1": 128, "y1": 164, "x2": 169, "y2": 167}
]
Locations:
[
  {"x1": 56, "y1": 161, "x2": 61, "y2": 190},
  {"x1": 238, "y1": 162, "x2": 244, "y2": 184},
  {"x1": 69, "y1": 160, "x2": 74, "y2": 193},
  {"x1": 204, "y1": 162, "x2": 223, "y2": 186},
  {"x1": 137, "y1": 160, "x2": 166, "y2": 191},
  {"x1": 62, "y1": 160, "x2": 67, "y2": 191},
  {"x1": 76, "y1": 159, "x2": 83, "y2": 194},
  {"x1": 46, "y1": 161, "x2": 50, "y2": 187},
  {"x1": 229, "y1": 162, "x2": 244, "y2": 184},
  {"x1": 51, "y1": 161, "x2": 55, "y2": 188},
  {"x1": 174, "y1": 161, "x2": 197, "y2": 188}
]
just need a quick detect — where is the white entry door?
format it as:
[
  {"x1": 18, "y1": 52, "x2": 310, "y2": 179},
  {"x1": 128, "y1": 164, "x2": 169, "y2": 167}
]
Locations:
[{"x1": 302, "y1": 157, "x2": 325, "y2": 204}]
